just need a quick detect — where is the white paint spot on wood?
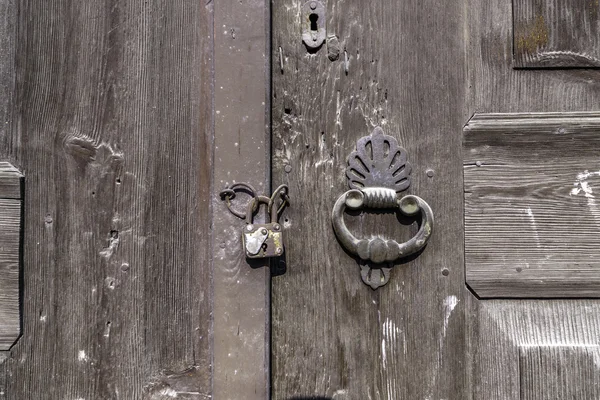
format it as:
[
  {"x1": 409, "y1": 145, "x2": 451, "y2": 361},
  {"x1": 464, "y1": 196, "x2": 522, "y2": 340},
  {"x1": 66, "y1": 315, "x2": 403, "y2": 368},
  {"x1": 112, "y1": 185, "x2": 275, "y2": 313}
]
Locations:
[
  {"x1": 571, "y1": 170, "x2": 600, "y2": 198},
  {"x1": 335, "y1": 90, "x2": 343, "y2": 128},
  {"x1": 159, "y1": 387, "x2": 178, "y2": 397},
  {"x1": 571, "y1": 170, "x2": 600, "y2": 225},
  {"x1": 381, "y1": 338, "x2": 387, "y2": 368},
  {"x1": 78, "y1": 350, "x2": 89, "y2": 362},
  {"x1": 526, "y1": 207, "x2": 541, "y2": 248},
  {"x1": 381, "y1": 318, "x2": 402, "y2": 373},
  {"x1": 442, "y1": 296, "x2": 459, "y2": 340}
]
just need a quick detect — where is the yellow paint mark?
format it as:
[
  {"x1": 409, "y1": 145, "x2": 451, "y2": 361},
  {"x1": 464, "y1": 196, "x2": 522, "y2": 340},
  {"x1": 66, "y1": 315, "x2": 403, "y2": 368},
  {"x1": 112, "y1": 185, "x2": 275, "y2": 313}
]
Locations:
[
  {"x1": 591, "y1": 0, "x2": 599, "y2": 18},
  {"x1": 517, "y1": 15, "x2": 549, "y2": 54}
]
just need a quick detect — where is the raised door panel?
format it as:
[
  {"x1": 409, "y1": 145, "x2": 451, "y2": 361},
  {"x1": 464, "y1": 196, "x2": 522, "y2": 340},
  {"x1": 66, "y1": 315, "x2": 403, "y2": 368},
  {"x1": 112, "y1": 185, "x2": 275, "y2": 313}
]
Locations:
[{"x1": 464, "y1": 113, "x2": 600, "y2": 298}]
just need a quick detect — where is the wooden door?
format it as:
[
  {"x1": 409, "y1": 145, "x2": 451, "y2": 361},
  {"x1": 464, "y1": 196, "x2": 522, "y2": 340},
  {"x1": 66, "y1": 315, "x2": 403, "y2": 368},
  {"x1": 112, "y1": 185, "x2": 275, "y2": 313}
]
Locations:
[
  {"x1": 0, "y1": 1, "x2": 214, "y2": 398},
  {"x1": 271, "y1": 0, "x2": 600, "y2": 399}
]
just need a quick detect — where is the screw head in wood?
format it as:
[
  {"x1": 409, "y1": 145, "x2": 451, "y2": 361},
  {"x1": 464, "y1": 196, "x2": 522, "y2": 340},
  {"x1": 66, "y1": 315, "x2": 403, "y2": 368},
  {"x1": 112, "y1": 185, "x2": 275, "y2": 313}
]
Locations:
[{"x1": 310, "y1": 1, "x2": 317, "y2": 9}]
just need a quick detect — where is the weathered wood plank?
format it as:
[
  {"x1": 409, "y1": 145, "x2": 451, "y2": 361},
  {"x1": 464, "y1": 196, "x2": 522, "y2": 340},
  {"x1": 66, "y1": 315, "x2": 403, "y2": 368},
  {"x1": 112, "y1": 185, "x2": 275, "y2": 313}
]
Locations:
[
  {"x1": 519, "y1": 345, "x2": 600, "y2": 400},
  {"x1": 272, "y1": 0, "x2": 467, "y2": 398},
  {"x1": 212, "y1": 0, "x2": 271, "y2": 398},
  {"x1": 0, "y1": 163, "x2": 21, "y2": 200},
  {"x1": 464, "y1": 112, "x2": 600, "y2": 298},
  {"x1": 0, "y1": 1, "x2": 15, "y2": 162},
  {"x1": 0, "y1": 1, "x2": 213, "y2": 398},
  {"x1": 514, "y1": 0, "x2": 600, "y2": 68},
  {"x1": 469, "y1": 301, "x2": 600, "y2": 399},
  {"x1": 467, "y1": 0, "x2": 600, "y2": 397},
  {"x1": 0, "y1": 196, "x2": 21, "y2": 351}
]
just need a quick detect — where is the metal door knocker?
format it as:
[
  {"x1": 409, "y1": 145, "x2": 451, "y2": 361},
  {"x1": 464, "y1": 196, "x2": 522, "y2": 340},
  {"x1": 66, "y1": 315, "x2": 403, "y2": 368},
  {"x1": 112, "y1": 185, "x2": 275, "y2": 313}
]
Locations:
[
  {"x1": 220, "y1": 183, "x2": 290, "y2": 259},
  {"x1": 332, "y1": 127, "x2": 434, "y2": 289}
]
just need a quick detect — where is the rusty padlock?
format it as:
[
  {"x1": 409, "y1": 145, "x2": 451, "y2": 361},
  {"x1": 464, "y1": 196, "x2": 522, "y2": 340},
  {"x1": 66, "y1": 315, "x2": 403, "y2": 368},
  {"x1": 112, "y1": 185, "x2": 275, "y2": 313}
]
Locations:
[{"x1": 242, "y1": 195, "x2": 285, "y2": 259}]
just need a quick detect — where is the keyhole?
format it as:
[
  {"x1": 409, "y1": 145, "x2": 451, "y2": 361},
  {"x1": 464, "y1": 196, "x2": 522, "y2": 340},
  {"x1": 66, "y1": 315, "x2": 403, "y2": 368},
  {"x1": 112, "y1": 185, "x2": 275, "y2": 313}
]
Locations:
[{"x1": 309, "y1": 13, "x2": 319, "y2": 33}]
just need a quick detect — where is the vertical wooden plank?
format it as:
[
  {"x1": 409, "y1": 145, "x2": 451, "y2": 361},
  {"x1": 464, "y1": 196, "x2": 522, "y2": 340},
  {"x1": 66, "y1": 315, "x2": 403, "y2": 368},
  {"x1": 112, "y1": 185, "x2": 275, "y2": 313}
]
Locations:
[
  {"x1": 0, "y1": 1, "x2": 213, "y2": 398},
  {"x1": 469, "y1": 301, "x2": 600, "y2": 399},
  {"x1": 272, "y1": 0, "x2": 467, "y2": 398},
  {"x1": 520, "y1": 346, "x2": 600, "y2": 399},
  {"x1": 0, "y1": 0, "x2": 15, "y2": 158},
  {"x1": 212, "y1": 0, "x2": 271, "y2": 398},
  {"x1": 0, "y1": 2, "x2": 17, "y2": 396},
  {"x1": 0, "y1": 167, "x2": 22, "y2": 349}
]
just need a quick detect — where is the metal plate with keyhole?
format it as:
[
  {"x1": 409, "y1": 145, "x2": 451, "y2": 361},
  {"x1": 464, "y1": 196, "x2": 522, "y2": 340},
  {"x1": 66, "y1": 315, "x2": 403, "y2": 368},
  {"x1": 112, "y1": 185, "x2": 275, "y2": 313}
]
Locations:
[{"x1": 302, "y1": 1, "x2": 326, "y2": 49}]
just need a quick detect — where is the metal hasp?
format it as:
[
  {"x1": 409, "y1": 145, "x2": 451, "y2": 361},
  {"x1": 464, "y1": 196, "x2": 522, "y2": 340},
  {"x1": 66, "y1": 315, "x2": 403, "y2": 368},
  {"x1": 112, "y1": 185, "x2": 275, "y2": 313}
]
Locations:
[
  {"x1": 331, "y1": 127, "x2": 434, "y2": 289},
  {"x1": 220, "y1": 183, "x2": 290, "y2": 260},
  {"x1": 302, "y1": 1, "x2": 326, "y2": 49}
]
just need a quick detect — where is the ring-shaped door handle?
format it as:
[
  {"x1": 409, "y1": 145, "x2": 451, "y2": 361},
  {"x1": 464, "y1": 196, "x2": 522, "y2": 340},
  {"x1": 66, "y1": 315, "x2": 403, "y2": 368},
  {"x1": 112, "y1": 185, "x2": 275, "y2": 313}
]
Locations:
[
  {"x1": 332, "y1": 188, "x2": 434, "y2": 264},
  {"x1": 331, "y1": 126, "x2": 434, "y2": 288}
]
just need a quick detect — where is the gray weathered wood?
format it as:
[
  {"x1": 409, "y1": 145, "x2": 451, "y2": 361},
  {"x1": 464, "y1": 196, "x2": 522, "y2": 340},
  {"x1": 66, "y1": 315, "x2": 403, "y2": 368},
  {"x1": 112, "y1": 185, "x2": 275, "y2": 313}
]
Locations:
[
  {"x1": 0, "y1": 162, "x2": 22, "y2": 351},
  {"x1": 0, "y1": 163, "x2": 21, "y2": 200},
  {"x1": 469, "y1": 301, "x2": 600, "y2": 399},
  {"x1": 464, "y1": 112, "x2": 600, "y2": 298},
  {"x1": 0, "y1": 1, "x2": 213, "y2": 398},
  {"x1": 212, "y1": 0, "x2": 271, "y2": 398},
  {"x1": 0, "y1": 0, "x2": 15, "y2": 161},
  {"x1": 519, "y1": 345, "x2": 600, "y2": 399},
  {"x1": 514, "y1": 0, "x2": 600, "y2": 68},
  {"x1": 271, "y1": 0, "x2": 467, "y2": 398},
  {"x1": 467, "y1": 0, "x2": 600, "y2": 397}
]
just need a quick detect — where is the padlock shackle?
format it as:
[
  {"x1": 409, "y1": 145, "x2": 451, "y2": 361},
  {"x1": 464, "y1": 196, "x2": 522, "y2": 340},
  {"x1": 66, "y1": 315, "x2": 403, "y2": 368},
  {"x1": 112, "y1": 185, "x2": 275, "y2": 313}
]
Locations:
[{"x1": 245, "y1": 195, "x2": 275, "y2": 224}]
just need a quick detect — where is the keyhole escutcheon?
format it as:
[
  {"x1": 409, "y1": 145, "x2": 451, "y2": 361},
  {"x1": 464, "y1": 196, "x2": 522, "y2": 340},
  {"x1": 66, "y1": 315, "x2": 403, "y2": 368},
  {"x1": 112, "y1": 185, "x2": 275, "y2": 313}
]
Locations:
[{"x1": 302, "y1": 0, "x2": 326, "y2": 49}]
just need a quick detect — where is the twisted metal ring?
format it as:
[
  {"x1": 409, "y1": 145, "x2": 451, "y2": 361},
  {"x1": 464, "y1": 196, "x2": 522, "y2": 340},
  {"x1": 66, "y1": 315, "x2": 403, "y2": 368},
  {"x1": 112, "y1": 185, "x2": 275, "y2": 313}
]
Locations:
[{"x1": 331, "y1": 188, "x2": 434, "y2": 264}]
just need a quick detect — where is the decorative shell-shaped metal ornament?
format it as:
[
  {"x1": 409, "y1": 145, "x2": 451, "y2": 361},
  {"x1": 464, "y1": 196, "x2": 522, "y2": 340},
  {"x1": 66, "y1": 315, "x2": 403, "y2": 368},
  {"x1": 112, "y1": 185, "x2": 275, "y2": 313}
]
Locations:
[{"x1": 345, "y1": 127, "x2": 412, "y2": 192}]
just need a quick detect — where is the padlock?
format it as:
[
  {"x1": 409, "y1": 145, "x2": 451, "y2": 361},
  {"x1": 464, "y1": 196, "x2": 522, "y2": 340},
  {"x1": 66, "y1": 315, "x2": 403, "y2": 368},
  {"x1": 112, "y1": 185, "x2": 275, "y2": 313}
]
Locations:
[{"x1": 242, "y1": 195, "x2": 285, "y2": 259}]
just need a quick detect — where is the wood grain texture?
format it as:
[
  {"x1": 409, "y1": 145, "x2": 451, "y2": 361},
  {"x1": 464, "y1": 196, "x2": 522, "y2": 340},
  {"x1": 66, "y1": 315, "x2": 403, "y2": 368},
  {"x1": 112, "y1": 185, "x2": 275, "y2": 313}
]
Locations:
[
  {"x1": 0, "y1": 1, "x2": 213, "y2": 398},
  {"x1": 0, "y1": 200, "x2": 20, "y2": 352},
  {"x1": 0, "y1": 1, "x2": 15, "y2": 159},
  {"x1": 272, "y1": 0, "x2": 467, "y2": 398},
  {"x1": 0, "y1": 163, "x2": 22, "y2": 200},
  {"x1": 467, "y1": 0, "x2": 600, "y2": 398},
  {"x1": 469, "y1": 301, "x2": 600, "y2": 399},
  {"x1": 519, "y1": 345, "x2": 600, "y2": 400},
  {"x1": 0, "y1": 165, "x2": 22, "y2": 350},
  {"x1": 464, "y1": 112, "x2": 600, "y2": 298},
  {"x1": 212, "y1": 0, "x2": 271, "y2": 398},
  {"x1": 514, "y1": 0, "x2": 600, "y2": 68}
]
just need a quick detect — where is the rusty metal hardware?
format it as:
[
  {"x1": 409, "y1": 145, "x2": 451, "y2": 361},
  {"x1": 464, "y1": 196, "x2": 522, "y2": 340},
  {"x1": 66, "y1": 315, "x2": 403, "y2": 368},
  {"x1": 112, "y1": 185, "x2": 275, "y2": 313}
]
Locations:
[
  {"x1": 302, "y1": 1, "x2": 326, "y2": 49},
  {"x1": 220, "y1": 184, "x2": 289, "y2": 259},
  {"x1": 331, "y1": 127, "x2": 434, "y2": 289}
]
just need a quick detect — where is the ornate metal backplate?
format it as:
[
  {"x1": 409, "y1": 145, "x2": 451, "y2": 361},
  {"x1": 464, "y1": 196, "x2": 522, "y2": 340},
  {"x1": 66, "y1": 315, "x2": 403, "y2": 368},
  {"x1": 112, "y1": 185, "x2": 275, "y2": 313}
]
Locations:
[{"x1": 346, "y1": 126, "x2": 412, "y2": 192}]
